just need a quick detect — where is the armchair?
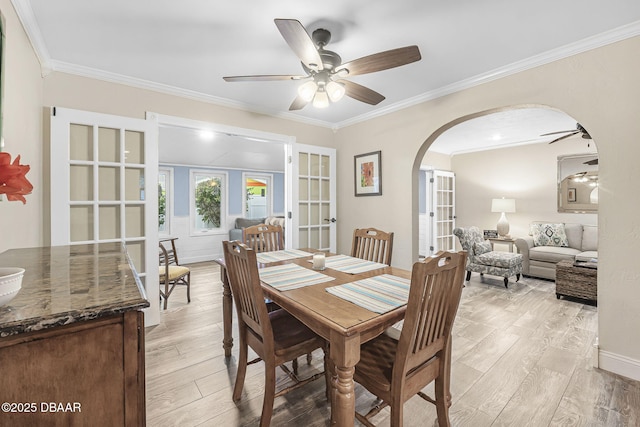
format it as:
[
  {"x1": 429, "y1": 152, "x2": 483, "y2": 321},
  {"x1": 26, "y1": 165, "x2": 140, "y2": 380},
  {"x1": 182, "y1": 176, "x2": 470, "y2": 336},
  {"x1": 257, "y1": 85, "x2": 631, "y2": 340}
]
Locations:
[{"x1": 453, "y1": 226, "x2": 523, "y2": 288}]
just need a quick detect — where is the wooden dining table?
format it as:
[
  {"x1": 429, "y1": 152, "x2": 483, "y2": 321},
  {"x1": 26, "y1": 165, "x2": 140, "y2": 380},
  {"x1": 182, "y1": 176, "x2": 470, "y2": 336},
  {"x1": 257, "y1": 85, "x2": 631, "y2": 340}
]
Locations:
[{"x1": 214, "y1": 249, "x2": 413, "y2": 426}]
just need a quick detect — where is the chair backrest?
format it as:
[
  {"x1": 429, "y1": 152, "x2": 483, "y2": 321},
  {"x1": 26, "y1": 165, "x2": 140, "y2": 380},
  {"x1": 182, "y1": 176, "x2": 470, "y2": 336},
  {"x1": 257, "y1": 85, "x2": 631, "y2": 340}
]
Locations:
[
  {"x1": 222, "y1": 240, "x2": 273, "y2": 346},
  {"x1": 351, "y1": 227, "x2": 394, "y2": 265},
  {"x1": 453, "y1": 226, "x2": 484, "y2": 253},
  {"x1": 159, "y1": 238, "x2": 180, "y2": 266},
  {"x1": 393, "y1": 250, "x2": 467, "y2": 379},
  {"x1": 242, "y1": 224, "x2": 284, "y2": 252}
]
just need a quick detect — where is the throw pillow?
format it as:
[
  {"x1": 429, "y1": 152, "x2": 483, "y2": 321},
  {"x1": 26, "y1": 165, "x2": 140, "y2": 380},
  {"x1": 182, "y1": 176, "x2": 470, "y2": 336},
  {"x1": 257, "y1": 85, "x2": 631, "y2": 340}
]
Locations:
[
  {"x1": 531, "y1": 223, "x2": 569, "y2": 247},
  {"x1": 473, "y1": 240, "x2": 493, "y2": 256}
]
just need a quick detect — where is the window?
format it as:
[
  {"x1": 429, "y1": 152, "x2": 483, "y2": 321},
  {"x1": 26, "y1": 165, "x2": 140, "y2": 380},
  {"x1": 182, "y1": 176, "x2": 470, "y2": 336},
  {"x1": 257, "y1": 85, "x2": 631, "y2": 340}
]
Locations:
[
  {"x1": 190, "y1": 169, "x2": 227, "y2": 234},
  {"x1": 243, "y1": 173, "x2": 272, "y2": 219},
  {"x1": 158, "y1": 167, "x2": 172, "y2": 235}
]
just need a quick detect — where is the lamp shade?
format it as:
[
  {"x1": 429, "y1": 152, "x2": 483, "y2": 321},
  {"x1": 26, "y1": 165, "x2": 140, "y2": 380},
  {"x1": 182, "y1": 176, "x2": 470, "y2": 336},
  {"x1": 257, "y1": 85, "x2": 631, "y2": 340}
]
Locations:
[{"x1": 491, "y1": 198, "x2": 516, "y2": 213}]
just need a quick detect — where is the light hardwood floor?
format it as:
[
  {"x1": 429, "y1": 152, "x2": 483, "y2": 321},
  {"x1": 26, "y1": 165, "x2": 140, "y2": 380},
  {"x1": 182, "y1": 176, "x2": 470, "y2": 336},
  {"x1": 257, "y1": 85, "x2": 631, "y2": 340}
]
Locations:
[{"x1": 146, "y1": 262, "x2": 640, "y2": 426}]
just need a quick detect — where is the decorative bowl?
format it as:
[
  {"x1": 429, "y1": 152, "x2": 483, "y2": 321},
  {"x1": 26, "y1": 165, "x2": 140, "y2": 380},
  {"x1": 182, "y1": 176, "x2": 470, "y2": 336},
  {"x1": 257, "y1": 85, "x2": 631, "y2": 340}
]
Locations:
[{"x1": 0, "y1": 267, "x2": 25, "y2": 307}]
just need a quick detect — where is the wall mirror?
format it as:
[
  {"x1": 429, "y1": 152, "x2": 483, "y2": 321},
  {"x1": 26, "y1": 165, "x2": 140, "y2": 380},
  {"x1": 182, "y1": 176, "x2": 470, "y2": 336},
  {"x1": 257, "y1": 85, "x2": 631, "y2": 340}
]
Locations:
[{"x1": 558, "y1": 153, "x2": 598, "y2": 213}]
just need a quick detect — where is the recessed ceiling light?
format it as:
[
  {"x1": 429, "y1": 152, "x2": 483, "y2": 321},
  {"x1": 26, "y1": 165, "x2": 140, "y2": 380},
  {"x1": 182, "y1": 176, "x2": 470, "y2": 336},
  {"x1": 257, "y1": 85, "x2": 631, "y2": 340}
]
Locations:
[{"x1": 492, "y1": 133, "x2": 502, "y2": 141}]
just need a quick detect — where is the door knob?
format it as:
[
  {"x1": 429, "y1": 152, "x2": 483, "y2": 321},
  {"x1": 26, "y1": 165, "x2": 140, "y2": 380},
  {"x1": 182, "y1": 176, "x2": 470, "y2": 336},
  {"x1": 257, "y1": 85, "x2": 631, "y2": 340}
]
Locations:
[{"x1": 323, "y1": 218, "x2": 337, "y2": 223}]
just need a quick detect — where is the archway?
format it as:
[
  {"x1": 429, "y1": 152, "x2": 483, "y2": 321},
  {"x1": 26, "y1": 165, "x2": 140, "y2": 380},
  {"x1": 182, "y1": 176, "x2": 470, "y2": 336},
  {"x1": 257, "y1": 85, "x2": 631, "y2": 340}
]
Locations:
[{"x1": 412, "y1": 104, "x2": 598, "y2": 265}]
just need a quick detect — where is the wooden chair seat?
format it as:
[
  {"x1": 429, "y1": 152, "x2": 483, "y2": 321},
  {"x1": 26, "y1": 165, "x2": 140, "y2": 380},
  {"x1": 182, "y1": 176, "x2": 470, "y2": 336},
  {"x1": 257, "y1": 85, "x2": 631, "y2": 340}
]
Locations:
[
  {"x1": 248, "y1": 309, "x2": 323, "y2": 357},
  {"x1": 355, "y1": 332, "x2": 440, "y2": 396},
  {"x1": 158, "y1": 265, "x2": 190, "y2": 282}
]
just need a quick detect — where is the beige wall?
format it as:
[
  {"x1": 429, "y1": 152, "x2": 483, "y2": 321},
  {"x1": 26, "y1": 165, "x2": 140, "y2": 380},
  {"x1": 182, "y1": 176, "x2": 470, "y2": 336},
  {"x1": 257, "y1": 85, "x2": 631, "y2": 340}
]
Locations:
[
  {"x1": 421, "y1": 150, "x2": 452, "y2": 171},
  {"x1": 4, "y1": 2, "x2": 639, "y2": 377},
  {"x1": 0, "y1": 1, "x2": 43, "y2": 252},
  {"x1": 452, "y1": 141, "x2": 598, "y2": 241}
]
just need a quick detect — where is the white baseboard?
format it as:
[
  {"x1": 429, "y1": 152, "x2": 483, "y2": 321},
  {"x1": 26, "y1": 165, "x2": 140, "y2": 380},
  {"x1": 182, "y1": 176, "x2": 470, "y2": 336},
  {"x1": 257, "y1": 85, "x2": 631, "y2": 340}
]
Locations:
[{"x1": 598, "y1": 349, "x2": 640, "y2": 381}]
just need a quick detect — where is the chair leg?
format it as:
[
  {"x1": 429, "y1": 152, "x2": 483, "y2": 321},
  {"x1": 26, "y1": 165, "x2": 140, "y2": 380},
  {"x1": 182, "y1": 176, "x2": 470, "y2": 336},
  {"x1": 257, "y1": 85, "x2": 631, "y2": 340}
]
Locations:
[
  {"x1": 389, "y1": 394, "x2": 404, "y2": 427},
  {"x1": 260, "y1": 359, "x2": 276, "y2": 427},
  {"x1": 504, "y1": 277, "x2": 509, "y2": 288},
  {"x1": 516, "y1": 273, "x2": 521, "y2": 282},
  {"x1": 306, "y1": 352, "x2": 313, "y2": 365},
  {"x1": 186, "y1": 272, "x2": 191, "y2": 303},
  {"x1": 163, "y1": 282, "x2": 169, "y2": 309},
  {"x1": 434, "y1": 375, "x2": 451, "y2": 427},
  {"x1": 465, "y1": 271, "x2": 471, "y2": 281},
  {"x1": 324, "y1": 345, "x2": 332, "y2": 402},
  {"x1": 233, "y1": 331, "x2": 248, "y2": 402}
]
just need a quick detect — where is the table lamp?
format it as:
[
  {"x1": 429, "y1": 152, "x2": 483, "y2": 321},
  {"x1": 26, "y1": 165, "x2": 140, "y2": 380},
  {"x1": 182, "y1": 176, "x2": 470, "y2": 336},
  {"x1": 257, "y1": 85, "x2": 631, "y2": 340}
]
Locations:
[{"x1": 491, "y1": 197, "x2": 516, "y2": 238}]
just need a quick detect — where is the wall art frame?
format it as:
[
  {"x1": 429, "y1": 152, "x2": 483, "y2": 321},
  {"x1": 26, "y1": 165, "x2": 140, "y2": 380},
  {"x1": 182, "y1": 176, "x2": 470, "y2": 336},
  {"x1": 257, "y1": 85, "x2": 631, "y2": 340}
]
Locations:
[{"x1": 354, "y1": 150, "x2": 382, "y2": 196}]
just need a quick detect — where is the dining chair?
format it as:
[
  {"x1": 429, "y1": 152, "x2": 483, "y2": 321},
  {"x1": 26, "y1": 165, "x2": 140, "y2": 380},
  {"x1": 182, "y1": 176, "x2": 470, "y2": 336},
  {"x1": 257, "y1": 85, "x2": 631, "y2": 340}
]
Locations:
[
  {"x1": 242, "y1": 223, "x2": 284, "y2": 252},
  {"x1": 222, "y1": 240, "x2": 327, "y2": 427},
  {"x1": 353, "y1": 250, "x2": 467, "y2": 427},
  {"x1": 351, "y1": 227, "x2": 394, "y2": 265},
  {"x1": 159, "y1": 238, "x2": 191, "y2": 310},
  {"x1": 241, "y1": 222, "x2": 312, "y2": 367}
]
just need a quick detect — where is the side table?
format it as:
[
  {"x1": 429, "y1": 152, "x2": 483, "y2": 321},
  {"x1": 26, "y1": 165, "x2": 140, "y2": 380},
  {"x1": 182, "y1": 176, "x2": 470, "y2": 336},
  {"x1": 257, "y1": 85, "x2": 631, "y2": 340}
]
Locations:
[
  {"x1": 556, "y1": 259, "x2": 597, "y2": 303},
  {"x1": 488, "y1": 237, "x2": 516, "y2": 253}
]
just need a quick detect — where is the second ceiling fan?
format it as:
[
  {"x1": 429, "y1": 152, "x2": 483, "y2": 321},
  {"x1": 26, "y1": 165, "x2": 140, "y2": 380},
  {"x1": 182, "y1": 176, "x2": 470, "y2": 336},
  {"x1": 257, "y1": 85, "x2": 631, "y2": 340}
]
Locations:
[
  {"x1": 223, "y1": 19, "x2": 422, "y2": 110},
  {"x1": 541, "y1": 122, "x2": 592, "y2": 145}
]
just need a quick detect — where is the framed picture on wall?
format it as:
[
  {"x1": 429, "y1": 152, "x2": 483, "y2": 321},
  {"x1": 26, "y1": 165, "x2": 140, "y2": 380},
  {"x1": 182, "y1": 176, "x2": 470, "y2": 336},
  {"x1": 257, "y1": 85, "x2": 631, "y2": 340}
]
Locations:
[
  {"x1": 354, "y1": 151, "x2": 382, "y2": 196},
  {"x1": 568, "y1": 187, "x2": 577, "y2": 202}
]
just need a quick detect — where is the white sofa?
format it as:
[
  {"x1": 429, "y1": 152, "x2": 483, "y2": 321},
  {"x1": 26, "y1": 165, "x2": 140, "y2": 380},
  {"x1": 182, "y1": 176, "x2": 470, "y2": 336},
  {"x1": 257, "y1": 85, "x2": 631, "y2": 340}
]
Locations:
[{"x1": 514, "y1": 222, "x2": 598, "y2": 280}]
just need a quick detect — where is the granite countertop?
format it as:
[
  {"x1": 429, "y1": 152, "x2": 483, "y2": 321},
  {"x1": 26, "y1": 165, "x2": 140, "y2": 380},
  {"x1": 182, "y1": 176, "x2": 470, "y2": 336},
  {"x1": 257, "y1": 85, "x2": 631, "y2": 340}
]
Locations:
[{"x1": 0, "y1": 242, "x2": 150, "y2": 338}]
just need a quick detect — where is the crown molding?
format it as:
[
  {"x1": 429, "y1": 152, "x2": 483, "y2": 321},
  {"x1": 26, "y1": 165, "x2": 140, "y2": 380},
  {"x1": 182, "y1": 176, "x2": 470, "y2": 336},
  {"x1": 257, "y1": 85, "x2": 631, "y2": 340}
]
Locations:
[{"x1": 11, "y1": 0, "x2": 53, "y2": 75}]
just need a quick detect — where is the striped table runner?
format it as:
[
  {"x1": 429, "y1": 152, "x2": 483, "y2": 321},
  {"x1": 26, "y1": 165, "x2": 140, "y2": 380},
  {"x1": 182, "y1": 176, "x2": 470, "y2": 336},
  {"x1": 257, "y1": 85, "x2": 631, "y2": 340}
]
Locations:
[
  {"x1": 259, "y1": 263, "x2": 335, "y2": 291},
  {"x1": 256, "y1": 249, "x2": 314, "y2": 264},
  {"x1": 326, "y1": 274, "x2": 410, "y2": 314},
  {"x1": 321, "y1": 254, "x2": 388, "y2": 274}
]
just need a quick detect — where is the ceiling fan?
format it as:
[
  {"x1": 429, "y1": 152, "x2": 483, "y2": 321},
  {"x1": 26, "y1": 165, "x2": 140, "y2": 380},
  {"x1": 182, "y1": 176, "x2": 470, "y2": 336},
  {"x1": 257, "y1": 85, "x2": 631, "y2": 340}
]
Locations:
[
  {"x1": 223, "y1": 19, "x2": 422, "y2": 110},
  {"x1": 541, "y1": 122, "x2": 592, "y2": 145}
]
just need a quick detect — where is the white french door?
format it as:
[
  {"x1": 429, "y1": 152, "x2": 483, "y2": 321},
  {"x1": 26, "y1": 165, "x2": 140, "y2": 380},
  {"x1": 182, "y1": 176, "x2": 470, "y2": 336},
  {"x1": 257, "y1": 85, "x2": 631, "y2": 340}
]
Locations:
[
  {"x1": 290, "y1": 143, "x2": 337, "y2": 252},
  {"x1": 50, "y1": 107, "x2": 159, "y2": 325},
  {"x1": 427, "y1": 170, "x2": 456, "y2": 256}
]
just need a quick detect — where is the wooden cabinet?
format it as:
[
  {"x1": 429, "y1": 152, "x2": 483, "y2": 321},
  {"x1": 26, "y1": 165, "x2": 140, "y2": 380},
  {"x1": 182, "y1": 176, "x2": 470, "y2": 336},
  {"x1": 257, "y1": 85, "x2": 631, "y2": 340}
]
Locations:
[{"x1": 0, "y1": 311, "x2": 145, "y2": 426}]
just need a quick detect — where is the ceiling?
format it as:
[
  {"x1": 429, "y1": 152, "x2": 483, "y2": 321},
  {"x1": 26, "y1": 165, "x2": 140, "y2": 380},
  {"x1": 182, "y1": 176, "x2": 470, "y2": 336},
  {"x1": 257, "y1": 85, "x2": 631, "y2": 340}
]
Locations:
[{"x1": 15, "y1": 1, "x2": 640, "y2": 167}]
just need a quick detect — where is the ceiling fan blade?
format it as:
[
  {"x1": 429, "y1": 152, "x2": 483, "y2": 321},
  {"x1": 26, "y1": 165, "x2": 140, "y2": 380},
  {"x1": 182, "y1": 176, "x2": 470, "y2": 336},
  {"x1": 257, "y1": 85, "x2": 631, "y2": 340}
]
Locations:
[
  {"x1": 547, "y1": 131, "x2": 579, "y2": 144},
  {"x1": 274, "y1": 19, "x2": 324, "y2": 71},
  {"x1": 336, "y1": 45, "x2": 421, "y2": 76},
  {"x1": 342, "y1": 80, "x2": 385, "y2": 105},
  {"x1": 223, "y1": 75, "x2": 306, "y2": 82},
  {"x1": 540, "y1": 129, "x2": 576, "y2": 136},
  {"x1": 289, "y1": 95, "x2": 310, "y2": 111}
]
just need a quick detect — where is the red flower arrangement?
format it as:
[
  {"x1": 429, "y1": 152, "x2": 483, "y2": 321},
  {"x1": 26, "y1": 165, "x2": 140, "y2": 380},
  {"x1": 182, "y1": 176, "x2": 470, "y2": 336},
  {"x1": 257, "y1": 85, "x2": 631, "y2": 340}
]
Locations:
[{"x1": 0, "y1": 152, "x2": 33, "y2": 204}]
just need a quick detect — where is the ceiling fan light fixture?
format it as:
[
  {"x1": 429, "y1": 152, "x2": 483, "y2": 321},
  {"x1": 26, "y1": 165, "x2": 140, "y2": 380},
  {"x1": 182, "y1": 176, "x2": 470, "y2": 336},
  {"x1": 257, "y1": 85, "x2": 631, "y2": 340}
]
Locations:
[
  {"x1": 326, "y1": 81, "x2": 345, "y2": 102},
  {"x1": 312, "y1": 89, "x2": 329, "y2": 108},
  {"x1": 298, "y1": 80, "x2": 318, "y2": 102}
]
